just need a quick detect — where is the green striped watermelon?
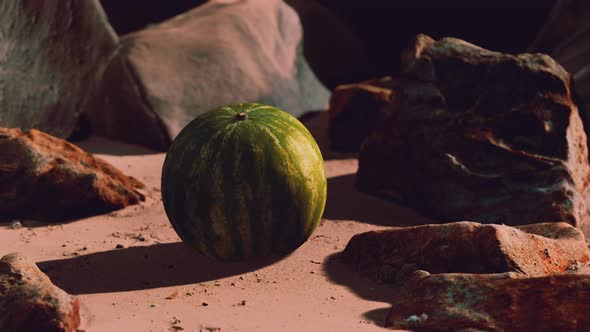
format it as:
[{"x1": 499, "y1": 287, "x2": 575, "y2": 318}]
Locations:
[{"x1": 161, "y1": 103, "x2": 327, "y2": 260}]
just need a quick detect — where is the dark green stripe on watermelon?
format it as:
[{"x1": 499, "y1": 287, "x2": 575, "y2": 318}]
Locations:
[{"x1": 161, "y1": 103, "x2": 327, "y2": 260}]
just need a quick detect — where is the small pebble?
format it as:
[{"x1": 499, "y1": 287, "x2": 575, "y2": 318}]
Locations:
[
  {"x1": 202, "y1": 302, "x2": 209, "y2": 307},
  {"x1": 115, "y1": 244, "x2": 125, "y2": 249}
]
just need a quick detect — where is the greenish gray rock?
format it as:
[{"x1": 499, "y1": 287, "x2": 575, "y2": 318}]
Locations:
[{"x1": 0, "y1": 0, "x2": 117, "y2": 139}]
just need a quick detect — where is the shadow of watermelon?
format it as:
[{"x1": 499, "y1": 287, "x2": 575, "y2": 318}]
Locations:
[{"x1": 37, "y1": 242, "x2": 282, "y2": 294}]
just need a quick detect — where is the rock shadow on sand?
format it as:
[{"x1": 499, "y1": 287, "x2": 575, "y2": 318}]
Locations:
[
  {"x1": 322, "y1": 252, "x2": 395, "y2": 326},
  {"x1": 324, "y1": 174, "x2": 434, "y2": 227},
  {"x1": 37, "y1": 242, "x2": 282, "y2": 294}
]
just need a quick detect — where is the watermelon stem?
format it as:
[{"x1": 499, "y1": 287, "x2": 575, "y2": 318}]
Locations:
[{"x1": 236, "y1": 112, "x2": 248, "y2": 121}]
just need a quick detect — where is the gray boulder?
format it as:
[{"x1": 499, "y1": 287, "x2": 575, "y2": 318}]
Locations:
[
  {"x1": 87, "y1": 0, "x2": 330, "y2": 150},
  {"x1": 0, "y1": 0, "x2": 117, "y2": 139}
]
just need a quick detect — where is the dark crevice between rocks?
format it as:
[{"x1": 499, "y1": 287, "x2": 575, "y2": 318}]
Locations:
[
  {"x1": 66, "y1": 113, "x2": 92, "y2": 143},
  {"x1": 84, "y1": 53, "x2": 172, "y2": 152},
  {"x1": 571, "y1": 77, "x2": 590, "y2": 160},
  {"x1": 122, "y1": 58, "x2": 172, "y2": 151}
]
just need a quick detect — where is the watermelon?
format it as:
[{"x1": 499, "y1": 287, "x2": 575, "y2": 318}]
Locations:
[{"x1": 161, "y1": 103, "x2": 327, "y2": 260}]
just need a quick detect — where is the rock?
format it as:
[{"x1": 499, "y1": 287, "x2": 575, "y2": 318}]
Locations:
[
  {"x1": 0, "y1": 253, "x2": 80, "y2": 332},
  {"x1": 343, "y1": 221, "x2": 590, "y2": 281},
  {"x1": 0, "y1": 0, "x2": 118, "y2": 140},
  {"x1": 328, "y1": 77, "x2": 398, "y2": 152},
  {"x1": 385, "y1": 273, "x2": 590, "y2": 331},
  {"x1": 0, "y1": 128, "x2": 145, "y2": 221},
  {"x1": 343, "y1": 221, "x2": 590, "y2": 330},
  {"x1": 357, "y1": 35, "x2": 590, "y2": 233},
  {"x1": 86, "y1": 0, "x2": 330, "y2": 150}
]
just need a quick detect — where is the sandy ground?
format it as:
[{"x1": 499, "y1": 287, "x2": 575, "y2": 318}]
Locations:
[{"x1": 0, "y1": 113, "x2": 434, "y2": 332}]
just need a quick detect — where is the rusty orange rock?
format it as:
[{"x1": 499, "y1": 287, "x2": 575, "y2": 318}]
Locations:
[
  {"x1": 343, "y1": 221, "x2": 590, "y2": 279},
  {"x1": 0, "y1": 128, "x2": 144, "y2": 221},
  {"x1": 343, "y1": 221, "x2": 590, "y2": 330},
  {"x1": 0, "y1": 253, "x2": 80, "y2": 332},
  {"x1": 385, "y1": 273, "x2": 590, "y2": 331}
]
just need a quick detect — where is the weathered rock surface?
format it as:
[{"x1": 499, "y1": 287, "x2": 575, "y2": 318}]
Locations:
[
  {"x1": 87, "y1": 0, "x2": 330, "y2": 150},
  {"x1": 0, "y1": 128, "x2": 144, "y2": 221},
  {"x1": 0, "y1": 0, "x2": 117, "y2": 139},
  {"x1": 0, "y1": 253, "x2": 80, "y2": 332},
  {"x1": 328, "y1": 77, "x2": 397, "y2": 152},
  {"x1": 343, "y1": 221, "x2": 590, "y2": 330},
  {"x1": 385, "y1": 272, "x2": 590, "y2": 331},
  {"x1": 343, "y1": 221, "x2": 590, "y2": 280},
  {"x1": 357, "y1": 34, "x2": 590, "y2": 233}
]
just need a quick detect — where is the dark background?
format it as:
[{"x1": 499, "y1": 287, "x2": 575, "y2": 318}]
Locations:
[{"x1": 99, "y1": 0, "x2": 556, "y2": 89}]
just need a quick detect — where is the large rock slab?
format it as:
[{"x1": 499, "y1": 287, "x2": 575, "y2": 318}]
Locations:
[
  {"x1": 0, "y1": 128, "x2": 144, "y2": 221},
  {"x1": 385, "y1": 272, "x2": 590, "y2": 331},
  {"x1": 357, "y1": 34, "x2": 590, "y2": 232},
  {"x1": 0, "y1": 253, "x2": 80, "y2": 332},
  {"x1": 87, "y1": 0, "x2": 330, "y2": 150},
  {"x1": 343, "y1": 221, "x2": 590, "y2": 280},
  {"x1": 342, "y1": 221, "x2": 590, "y2": 330},
  {"x1": 0, "y1": 0, "x2": 117, "y2": 139}
]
